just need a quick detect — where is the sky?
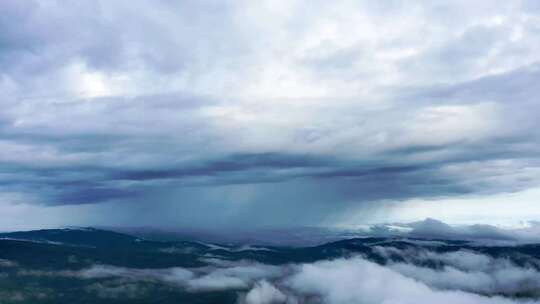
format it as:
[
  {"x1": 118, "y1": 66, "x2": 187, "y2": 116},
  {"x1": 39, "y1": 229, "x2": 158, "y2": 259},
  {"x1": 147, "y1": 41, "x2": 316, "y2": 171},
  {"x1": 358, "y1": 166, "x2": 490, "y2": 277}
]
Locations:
[{"x1": 1, "y1": 0, "x2": 540, "y2": 231}]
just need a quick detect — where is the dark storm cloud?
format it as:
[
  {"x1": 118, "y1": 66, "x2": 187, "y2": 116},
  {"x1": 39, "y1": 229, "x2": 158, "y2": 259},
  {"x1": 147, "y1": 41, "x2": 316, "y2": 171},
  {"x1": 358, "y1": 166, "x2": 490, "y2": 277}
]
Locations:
[
  {"x1": 112, "y1": 153, "x2": 332, "y2": 181},
  {"x1": 0, "y1": 0, "x2": 540, "y2": 227},
  {"x1": 54, "y1": 187, "x2": 138, "y2": 205},
  {"x1": 0, "y1": 147, "x2": 494, "y2": 207}
]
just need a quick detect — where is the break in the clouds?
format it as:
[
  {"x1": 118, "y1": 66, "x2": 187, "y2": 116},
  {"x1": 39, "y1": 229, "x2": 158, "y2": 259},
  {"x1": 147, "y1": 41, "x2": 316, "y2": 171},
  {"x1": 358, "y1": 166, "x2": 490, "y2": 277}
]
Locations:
[{"x1": 1, "y1": 0, "x2": 540, "y2": 228}]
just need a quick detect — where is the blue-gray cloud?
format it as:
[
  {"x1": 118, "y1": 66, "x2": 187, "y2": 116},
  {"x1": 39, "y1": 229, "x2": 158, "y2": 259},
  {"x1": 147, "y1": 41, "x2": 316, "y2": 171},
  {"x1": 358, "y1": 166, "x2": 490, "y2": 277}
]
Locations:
[{"x1": 0, "y1": 0, "x2": 539, "y2": 228}]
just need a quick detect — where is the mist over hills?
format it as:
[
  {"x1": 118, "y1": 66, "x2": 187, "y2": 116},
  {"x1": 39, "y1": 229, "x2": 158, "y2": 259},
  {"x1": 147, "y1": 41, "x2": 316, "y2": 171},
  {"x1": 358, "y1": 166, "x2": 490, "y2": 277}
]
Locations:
[{"x1": 1, "y1": 225, "x2": 540, "y2": 303}]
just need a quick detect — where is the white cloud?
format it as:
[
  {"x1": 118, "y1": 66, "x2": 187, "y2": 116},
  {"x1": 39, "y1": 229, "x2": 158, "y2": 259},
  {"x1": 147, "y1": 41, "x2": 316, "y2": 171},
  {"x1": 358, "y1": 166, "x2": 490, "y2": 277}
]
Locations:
[
  {"x1": 377, "y1": 248, "x2": 540, "y2": 297},
  {"x1": 242, "y1": 280, "x2": 291, "y2": 304},
  {"x1": 284, "y1": 257, "x2": 537, "y2": 304}
]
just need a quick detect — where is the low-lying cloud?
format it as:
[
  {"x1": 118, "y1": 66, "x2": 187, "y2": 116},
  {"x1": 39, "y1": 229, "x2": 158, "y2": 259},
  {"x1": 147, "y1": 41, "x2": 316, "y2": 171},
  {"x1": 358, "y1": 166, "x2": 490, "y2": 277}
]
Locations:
[
  {"x1": 367, "y1": 218, "x2": 540, "y2": 245},
  {"x1": 373, "y1": 246, "x2": 540, "y2": 298},
  {"x1": 13, "y1": 246, "x2": 540, "y2": 303},
  {"x1": 274, "y1": 257, "x2": 537, "y2": 304}
]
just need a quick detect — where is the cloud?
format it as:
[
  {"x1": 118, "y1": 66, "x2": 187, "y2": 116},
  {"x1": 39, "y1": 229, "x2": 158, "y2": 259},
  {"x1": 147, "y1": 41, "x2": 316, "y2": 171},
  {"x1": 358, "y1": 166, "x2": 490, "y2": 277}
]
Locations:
[
  {"x1": 187, "y1": 262, "x2": 284, "y2": 292},
  {"x1": 0, "y1": 1, "x2": 540, "y2": 228},
  {"x1": 17, "y1": 260, "x2": 284, "y2": 293},
  {"x1": 84, "y1": 280, "x2": 151, "y2": 299},
  {"x1": 372, "y1": 247, "x2": 540, "y2": 297},
  {"x1": 241, "y1": 280, "x2": 291, "y2": 304},
  {"x1": 283, "y1": 257, "x2": 536, "y2": 304},
  {"x1": 367, "y1": 218, "x2": 540, "y2": 244},
  {"x1": 0, "y1": 259, "x2": 18, "y2": 268}
]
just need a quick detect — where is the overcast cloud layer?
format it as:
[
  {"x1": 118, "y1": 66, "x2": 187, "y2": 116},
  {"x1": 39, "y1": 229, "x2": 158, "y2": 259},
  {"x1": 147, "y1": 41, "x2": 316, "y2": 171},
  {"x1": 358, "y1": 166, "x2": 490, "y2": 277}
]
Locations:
[{"x1": 1, "y1": 0, "x2": 540, "y2": 228}]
